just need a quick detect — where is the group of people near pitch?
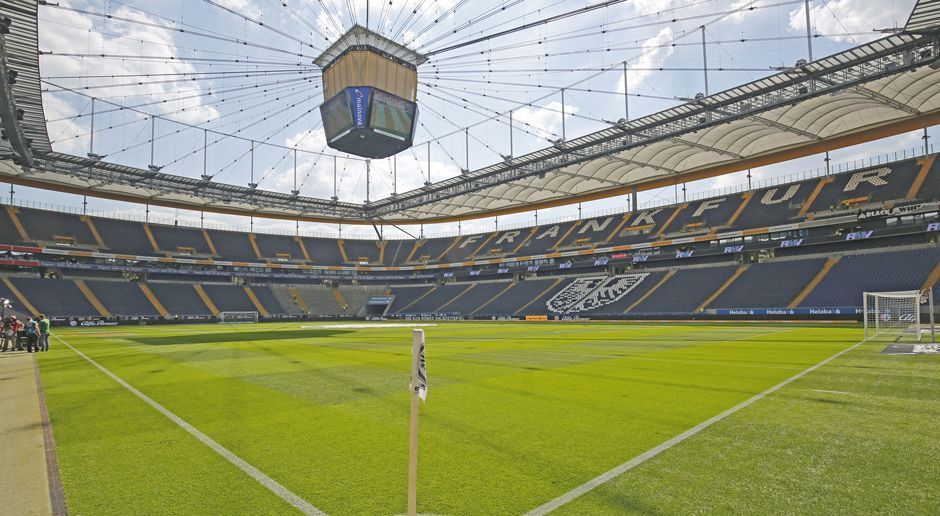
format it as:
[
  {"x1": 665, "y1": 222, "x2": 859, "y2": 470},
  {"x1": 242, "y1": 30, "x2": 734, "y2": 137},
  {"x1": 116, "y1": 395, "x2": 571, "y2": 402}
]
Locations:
[{"x1": 0, "y1": 314, "x2": 51, "y2": 353}]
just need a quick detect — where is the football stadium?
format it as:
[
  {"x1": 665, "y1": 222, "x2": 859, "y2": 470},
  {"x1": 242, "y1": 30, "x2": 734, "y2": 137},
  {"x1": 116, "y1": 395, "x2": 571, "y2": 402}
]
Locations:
[{"x1": 0, "y1": 0, "x2": 939, "y2": 514}]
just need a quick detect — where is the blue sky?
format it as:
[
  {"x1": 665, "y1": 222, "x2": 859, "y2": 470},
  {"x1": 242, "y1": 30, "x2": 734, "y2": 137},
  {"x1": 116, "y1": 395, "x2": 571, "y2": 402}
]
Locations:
[{"x1": 25, "y1": 0, "x2": 931, "y2": 238}]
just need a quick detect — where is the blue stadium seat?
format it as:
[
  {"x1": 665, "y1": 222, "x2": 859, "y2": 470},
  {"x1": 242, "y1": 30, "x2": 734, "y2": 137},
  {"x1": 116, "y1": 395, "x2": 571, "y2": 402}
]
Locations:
[
  {"x1": 86, "y1": 280, "x2": 160, "y2": 317},
  {"x1": 801, "y1": 247, "x2": 938, "y2": 307}
]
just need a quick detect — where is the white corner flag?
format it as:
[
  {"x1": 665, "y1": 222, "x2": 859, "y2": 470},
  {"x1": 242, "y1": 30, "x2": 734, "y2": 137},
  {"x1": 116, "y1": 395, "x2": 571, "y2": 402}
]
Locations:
[
  {"x1": 411, "y1": 333, "x2": 428, "y2": 401},
  {"x1": 408, "y1": 329, "x2": 426, "y2": 516}
]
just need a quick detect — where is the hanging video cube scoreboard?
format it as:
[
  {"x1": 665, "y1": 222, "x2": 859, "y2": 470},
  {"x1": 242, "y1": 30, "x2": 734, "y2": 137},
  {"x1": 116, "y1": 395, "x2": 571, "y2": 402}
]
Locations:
[{"x1": 316, "y1": 26, "x2": 427, "y2": 159}]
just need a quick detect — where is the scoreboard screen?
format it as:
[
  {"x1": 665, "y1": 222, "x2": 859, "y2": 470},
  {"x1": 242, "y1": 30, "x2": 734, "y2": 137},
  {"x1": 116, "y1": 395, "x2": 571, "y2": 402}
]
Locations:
[
  {"x1": 322, "y1": 92, "x2": 354, "y2": 143},
  {"x1": 320, "y1": 86, "x2": 417, "y2": 158},
  {"x1": 370, "y1": 89, "x2": 417, "y2": 141}
]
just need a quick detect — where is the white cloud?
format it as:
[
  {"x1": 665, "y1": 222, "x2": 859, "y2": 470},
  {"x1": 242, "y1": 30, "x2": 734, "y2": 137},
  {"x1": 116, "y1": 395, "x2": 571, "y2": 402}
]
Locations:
[
  {"x1": 616, "y1": 26, "x2": 675, "y2": 94},
  {"x1": 788, "y1": 0, "x2": 908, "y2": 44},
  {"x1": 39, "y1": 4, "x2": 220, "y2": 131},
  {"x1": 216, "y1": 0, "x2": 262, "y2": 20},
  {"x1": 514, "y1": 101, "x2": 578, "y2": 137}
]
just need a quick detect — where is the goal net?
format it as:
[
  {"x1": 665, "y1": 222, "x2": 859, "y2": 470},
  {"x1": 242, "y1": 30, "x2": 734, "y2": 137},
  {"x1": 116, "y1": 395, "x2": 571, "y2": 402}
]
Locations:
[
  {"x1": 863, "y1": 290, "x2": 932, "y2": 342},
  {"x1": 219, "y1": 311, "x2": 259, "y2": 324}
]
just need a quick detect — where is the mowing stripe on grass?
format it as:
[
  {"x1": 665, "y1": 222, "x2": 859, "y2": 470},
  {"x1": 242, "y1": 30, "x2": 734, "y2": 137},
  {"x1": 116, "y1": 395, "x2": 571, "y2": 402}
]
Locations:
[
  {"x1": 53, "y1": 335, "x2": 325, "y2": 516},
  {"x1": 526, "y1": 338, "x2": 865, "y2": 515}
]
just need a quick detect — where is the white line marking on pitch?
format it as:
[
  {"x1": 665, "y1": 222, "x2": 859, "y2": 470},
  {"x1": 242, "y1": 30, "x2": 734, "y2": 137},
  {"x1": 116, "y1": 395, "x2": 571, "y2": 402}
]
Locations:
[
  {"x1": 525, "y1": 339, "x2": 865, "y2": 515},
  {"x1": 810, "y1": 389, "x2": 849, "y2": 395},
  {"x1": 53, "y1": 335, "x2": 325, "y2": 515}
]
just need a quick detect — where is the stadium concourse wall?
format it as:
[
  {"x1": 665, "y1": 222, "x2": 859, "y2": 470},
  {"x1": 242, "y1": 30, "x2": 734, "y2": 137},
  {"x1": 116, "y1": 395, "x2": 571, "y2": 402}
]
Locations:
[{"x1": 0, "y1": 153, "x2": 937, "y2": 324}]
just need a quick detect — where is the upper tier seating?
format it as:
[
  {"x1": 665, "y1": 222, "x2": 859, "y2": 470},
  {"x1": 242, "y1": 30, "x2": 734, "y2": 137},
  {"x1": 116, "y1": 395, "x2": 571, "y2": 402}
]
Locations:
[
  {"x1": 149, "y1": 225, "x2": 209, "y2": 255},
  {"x1": 85, "y1": 280, "x2": 160, "y2": 317},
  {"x1": 206, "y1": 230, "x2": 258, "y2": 261},
  {"x1": 254, "y1": 233, "x2": 303, "y2": 261},
  {"x1": 384, "y1": 240, "x2": 408, "y2": 266},
  {"x1": 809, "y1": 160, "x2": 918, "y2": 212},
  {"x1": 515, "y1": 221, "x2": 579, "y2": 254},
  {"x1": 405, "y1": 237, "x2": 457, "y2": 264},
  {"x1": 306, "y1": 238, "x2": 344, "y2": 266},
  {"x1": 440, "y1": 233, "x2": 496, "y2": 262},
  {"x1": 17, "y1": 210, "x2": 96, "y2": 245},
  {"x1": 0, "y1": 208, "x2": 24, "y2": 244},
  {"x1": 801, "y1": 247, "x2": 938, "y2": 307},
  {"x1": 342, "y1": 239, "x2": 382, "y2": 264},
  {"x1": 90, "y1": 218, "x2": 156, "y2": 255},
  {"x1": 710, "y1": 258, "x2": 828, "y2": 309}
]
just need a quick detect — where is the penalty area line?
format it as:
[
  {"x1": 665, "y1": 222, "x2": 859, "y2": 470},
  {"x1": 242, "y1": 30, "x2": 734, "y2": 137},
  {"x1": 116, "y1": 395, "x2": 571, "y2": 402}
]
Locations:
[
  {"x1": 52, "y1": 335, "x2": 324, "y2": 516},
  {"x1": 525, "y1": 338, "x2": 866, "y2": 515}
]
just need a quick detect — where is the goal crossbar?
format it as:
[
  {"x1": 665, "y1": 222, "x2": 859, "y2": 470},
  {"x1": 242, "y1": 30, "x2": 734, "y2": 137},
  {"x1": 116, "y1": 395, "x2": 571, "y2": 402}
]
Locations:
[
  {"x1": 219, "y1": 311, "x2": 260, "y2": 324},
  {"x1": 863, "y1": 288, "x2": 935, "y2": 342}
]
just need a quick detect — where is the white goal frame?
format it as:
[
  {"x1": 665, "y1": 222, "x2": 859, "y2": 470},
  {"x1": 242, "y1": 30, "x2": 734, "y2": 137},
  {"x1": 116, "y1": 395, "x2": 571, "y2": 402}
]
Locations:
[
  {"x1": 863, "y1": 288, "x2": 934, "y2": 342},
  {"x1": 219, "y1": 311, "x2": 260, "y2": 324}
]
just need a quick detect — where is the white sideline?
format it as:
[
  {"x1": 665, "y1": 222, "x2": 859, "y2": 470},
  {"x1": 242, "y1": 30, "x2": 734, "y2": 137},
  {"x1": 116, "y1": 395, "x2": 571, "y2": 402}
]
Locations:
[
  {"x1": 53, "y1": 335, "x2": 325, "y2": 515},
  {"x1": 525, "y1": 338, "x2": 866, "y2": 515}
]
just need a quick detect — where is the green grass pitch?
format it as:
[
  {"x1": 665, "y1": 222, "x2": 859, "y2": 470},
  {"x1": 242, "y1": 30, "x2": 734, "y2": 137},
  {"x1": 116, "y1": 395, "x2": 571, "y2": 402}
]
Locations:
[{"x1": 39, "y1": 322, "x2": 940, "y2": 514}]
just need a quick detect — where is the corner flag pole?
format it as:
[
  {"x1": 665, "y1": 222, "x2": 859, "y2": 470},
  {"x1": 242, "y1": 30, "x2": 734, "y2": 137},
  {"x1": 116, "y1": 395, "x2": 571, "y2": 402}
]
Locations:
[{"x1": 408, "y1": 329, "x2": 425, "y2": 516}]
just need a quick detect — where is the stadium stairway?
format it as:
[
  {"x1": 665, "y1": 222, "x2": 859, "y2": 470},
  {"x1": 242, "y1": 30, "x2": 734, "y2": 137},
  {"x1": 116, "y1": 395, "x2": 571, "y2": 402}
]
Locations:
[
  {"x1": 4, "y1": 207, "x2": 31, "y2": 242},
  {"x1": 336, "y1": 285, "x2": 385, "y2": 316},
  {"x1": 389, "y1": 285, "x2": 435, "y2": 313},
  {"x1": 73, "y1": 280, "x2": 111, "y2": 317},
  {"x1": 0, "y1": 277, "x2": 37, "y2": 317},
  {"x1": 631, "y1": 265, "x2": 739, "y2": 313},
  {"x1": 192, "y1": 284, "x2": 220, "y2": 316},
  {"x1": 696, "y1": 265, "x2": 749, "y2": 311},
  {"x1": 201, "y1": 284, "x2": 258, "y2": 314},
  {"x1": 10, "y1": 278, "x2": 99, "y2": 317},
  {"x1": 271, "y1": 287, "x2": 306, "y2": 316},
  {"x1": 86, "y1": 280, "x2": 160, "y2": 317},
  {"x1": 139, "y1": 283, "x2": 213, "y2": 316},
  {"x1": 470, "y1": 282, "x2": 516, "y2": 315},
  {"x1": 242, "y1": 286, "x2": 270, "y2": 317},
  {"x1": 138, "y1": 284, "x2": 170, "y2": 317},
  {"x1": 788, "y1": 257, "x2": 840, "y2": 308},
  {"x1": 291, "y1": 285, "x2": 346, "y2": 315},
  {"x1": 624, "y1": 270, "x2": 676, "y2": 313},
  {"x1": 433, "y1": 284, "x2": 476, "y2": 313},
  {"x1": 923, "y1": 262, "x2": 940, "y2": 292},
  {"x1": 801, "y1": 247, "x2": 939, "y2": 307},
  {"x1": 709, "y1": 259, "x2": 827, "y2": 309},
  {"x1": 331, "y1": 288, "x2": 348, "y2": 312}
]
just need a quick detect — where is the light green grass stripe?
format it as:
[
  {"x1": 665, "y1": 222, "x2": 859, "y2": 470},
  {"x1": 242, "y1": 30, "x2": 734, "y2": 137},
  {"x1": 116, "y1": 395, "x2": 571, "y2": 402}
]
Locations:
[
  {"x1": 53, "y1": 335, "x2": 325, "y2": 516},
  {"x1": 526, "y1": 338, "x2": 866, "y2": 515}
]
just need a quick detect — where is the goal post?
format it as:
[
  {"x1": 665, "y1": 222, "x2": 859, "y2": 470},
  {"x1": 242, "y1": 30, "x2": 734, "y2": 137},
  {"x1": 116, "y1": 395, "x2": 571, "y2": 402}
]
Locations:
[
  {"x1": 863, "y1": 289, "x2": 934, "y2": 342},
  {"x1": 219, "y1": 311, "x2": 260, "y2": 324}
]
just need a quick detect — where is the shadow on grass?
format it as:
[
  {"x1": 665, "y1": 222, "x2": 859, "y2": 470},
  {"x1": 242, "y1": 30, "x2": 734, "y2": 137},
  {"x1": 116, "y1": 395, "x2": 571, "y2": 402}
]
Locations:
[{"x1": 131, "y1": 329, "x2": 352, "y2": 346}]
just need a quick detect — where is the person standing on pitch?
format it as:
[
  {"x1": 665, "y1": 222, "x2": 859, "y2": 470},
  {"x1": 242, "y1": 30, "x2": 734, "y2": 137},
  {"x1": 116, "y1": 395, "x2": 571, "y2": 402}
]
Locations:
[
  {"x1": 0, "y1": 316, "x2": 14, "y2": 352},
  {"x1": 24, "y1": 317, "x2": 39, "y2": 353},
  {"x1": 38, "y1": 314, "x2": 50, "y2": 352}
]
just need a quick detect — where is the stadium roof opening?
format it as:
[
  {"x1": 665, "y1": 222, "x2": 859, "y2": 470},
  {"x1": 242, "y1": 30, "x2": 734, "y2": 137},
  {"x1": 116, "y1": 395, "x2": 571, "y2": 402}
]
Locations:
[{"x1": 316, "y1": 26, "x2": 426, "y2": 159}]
